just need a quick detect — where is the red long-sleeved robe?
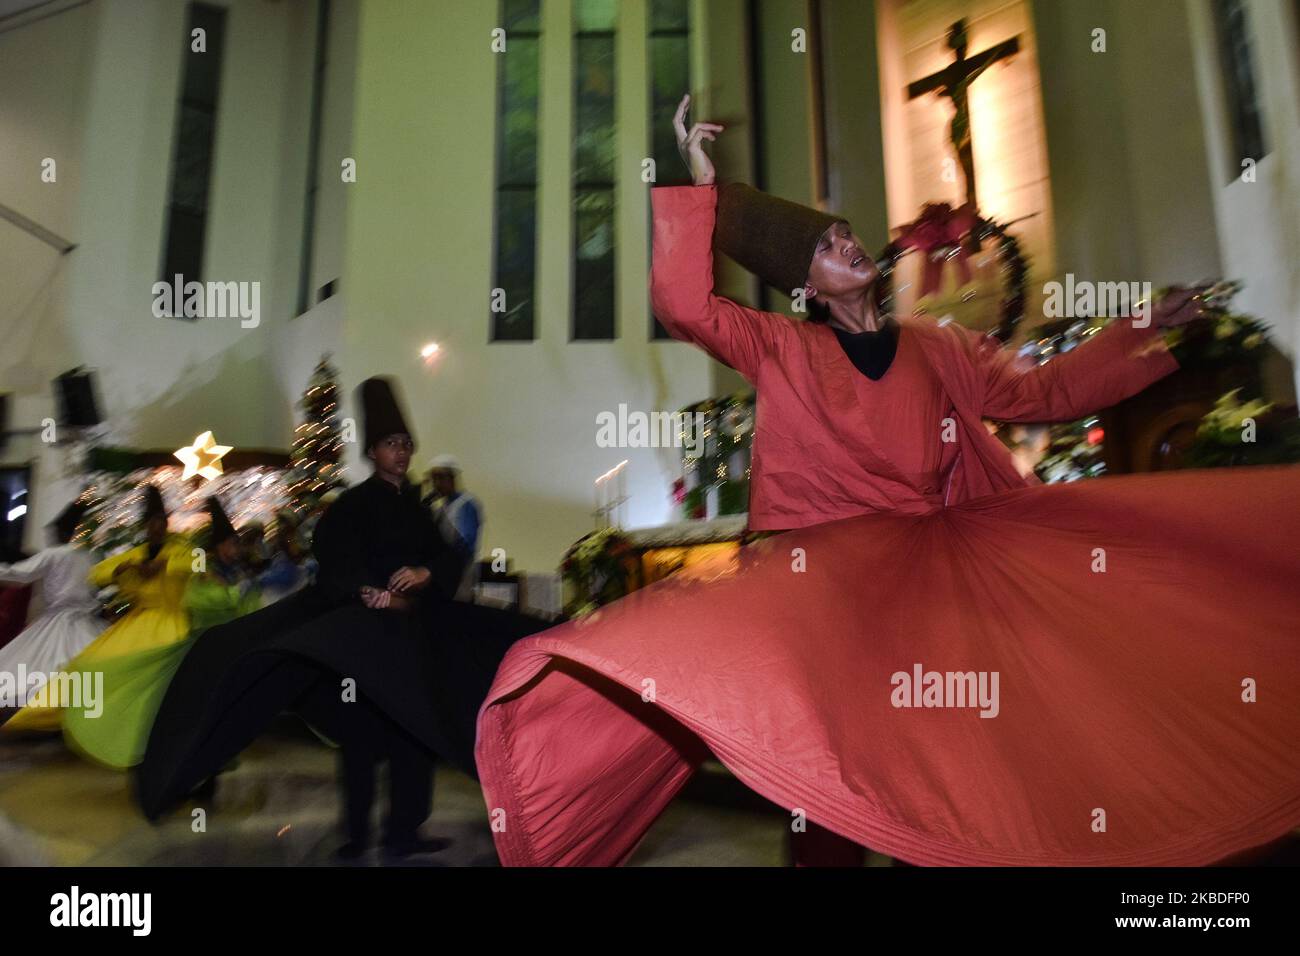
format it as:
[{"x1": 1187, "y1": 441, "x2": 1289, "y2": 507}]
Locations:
[
  {"x1": 472, "y1": 185, "x2": 1300, "y2": 867},
  {"x1": 648, "y1": 185, "x2": 1179, "y2": 527}
]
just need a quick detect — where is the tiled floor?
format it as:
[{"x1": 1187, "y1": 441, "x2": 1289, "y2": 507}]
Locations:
[{"x1": 0, "y1": 720, "x2": 896, "y2": 867}]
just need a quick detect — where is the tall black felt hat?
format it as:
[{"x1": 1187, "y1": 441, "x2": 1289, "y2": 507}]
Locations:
[
  {"x1": 205, "y1": 496, "x2": 238, "y2": 545},
  {"x1": 50, "y1": 498, "x2": 89, "y2": 543},
  {"x1": 714, "y1": 182, "x2": 845, "y2": 297},
  {"x1": 140, "y1": 484, "x2": 167, "y2": 523},
  {"x1": 358, "y1": 376, "x2": 414, "y2": 450}
]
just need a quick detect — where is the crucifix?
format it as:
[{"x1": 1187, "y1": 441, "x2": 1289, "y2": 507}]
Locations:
[{"x1": 907, "y1": 19, "x2": 1020, "y2": 210}]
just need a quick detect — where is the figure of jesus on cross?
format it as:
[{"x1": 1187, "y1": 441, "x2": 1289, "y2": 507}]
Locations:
[{"x1": 907, "y1": 19, "x2": 1020, "y2": 210}]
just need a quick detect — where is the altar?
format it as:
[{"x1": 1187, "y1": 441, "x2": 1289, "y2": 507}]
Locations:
[
  {"x1": 560, "y1": 515, "x2": 750, "y2": 618},
  {"x1": 625, "y1": 514, "x2": 749, "y2": 587}
]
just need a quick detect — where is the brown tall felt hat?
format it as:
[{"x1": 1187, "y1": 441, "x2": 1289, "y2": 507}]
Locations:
[{"x1": 714, "y1": 182, "x2": 845, "y2": 297}]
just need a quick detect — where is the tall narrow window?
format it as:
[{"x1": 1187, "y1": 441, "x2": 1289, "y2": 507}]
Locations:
[
  {"x1": 648, "y1": 0, "x2": 691, "y2": 339},
  {"x1": 159, "y1": 2, "x2": 227, "y2": 303},
  {"x1": 572, "y1": 0, "x2": 617, "y2": 340},
  {"x1": 1212, "y1": 0, "x2": 1268, "y2": 180},
  {"x1": 297, "y1": 0, "x2": 332, "y2": 316},
  {"x1": 491, "y1": 0, "x2": 542, "y2": 341},
  {"x1": 745, "y1": 0, "x2": 771, "y2": 312},
  {"x1": 807, "y1": 0, "x2": 829, "y2": 206}
]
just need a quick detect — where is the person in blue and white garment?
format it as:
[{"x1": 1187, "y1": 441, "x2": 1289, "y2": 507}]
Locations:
[{"x1": 421, "y1": 455, "x2": 481, "y2": 602}]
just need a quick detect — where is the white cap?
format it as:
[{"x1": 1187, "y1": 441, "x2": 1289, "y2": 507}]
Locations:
[{"x1": 427, "y1": 454, "x2": 461, "y2": 473}]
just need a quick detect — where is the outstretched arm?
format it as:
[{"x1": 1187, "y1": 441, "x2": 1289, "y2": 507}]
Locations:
[
  {"x1": 971, "y1": 320, "x2": 1179, "y2": 423},
  {"x1": 650, "y1": 95, "x2": 789, "y2": 383},
  {"x1": 0, "y1": 550, "x2": 52, "y2": 585},
  {"x1": 90, "y1": 545, "x2": 145, "y2": 589},
  {"x1": 650, "y1": 186, "x2": 790, "y2": 383},
  {"x1": 971, "y1": 288, "x2": 1204, "y2": 422}
]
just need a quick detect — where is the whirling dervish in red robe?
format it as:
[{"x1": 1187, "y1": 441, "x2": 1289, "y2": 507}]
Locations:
[{"x1": 473, "y1": 96, "x2": 1300, "y2": 867}]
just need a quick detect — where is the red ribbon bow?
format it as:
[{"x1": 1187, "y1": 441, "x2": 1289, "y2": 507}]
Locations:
[{"x1": 893, "y1": 202, "x2": 980, "y2": 298}]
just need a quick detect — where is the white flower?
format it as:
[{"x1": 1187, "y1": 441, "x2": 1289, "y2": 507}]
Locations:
[{"x1": 1214, "y1": 318, "x2": 1239, "y2": 340}]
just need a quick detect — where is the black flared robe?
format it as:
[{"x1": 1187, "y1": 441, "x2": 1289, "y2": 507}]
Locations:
[{"x1": 135, "y1": 474, "x2": 553, "y2": 820}]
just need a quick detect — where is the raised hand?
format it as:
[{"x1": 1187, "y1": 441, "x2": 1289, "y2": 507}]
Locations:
[
  {"x1": 673, "y1": 94, "x2": 724, "y2": 187},
  {"x1": 1149, "y1": 285, "x2": 1210, "y2": 329}
]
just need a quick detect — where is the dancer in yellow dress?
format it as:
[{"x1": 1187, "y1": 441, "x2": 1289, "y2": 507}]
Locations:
[
  {"x1": 64, "y1": 495, "x2": 261, "y2": 769},
  {"x1": 4, "y1": 484, "x2": 193, "y2": 734}
]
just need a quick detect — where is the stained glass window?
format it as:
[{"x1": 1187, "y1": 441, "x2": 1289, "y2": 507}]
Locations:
[
  {"x1": 1212, "y1": 0, "x2": 1269, "y2": 179},
  {"x1": 572, "y1": 0, "x2": 617, "y2": 340},
  {"x1": 491, "y1": 0, "x2": 543, "y2": 341},
  {"x1": 159, "y1": 3, "x2": 226, "y2": 306},
  {"x1": 649, "y1": 0, "x2": 691, "y2": 339},
  {"x1": 297, "y1": 0, "x2": 332, "y2": 316}
]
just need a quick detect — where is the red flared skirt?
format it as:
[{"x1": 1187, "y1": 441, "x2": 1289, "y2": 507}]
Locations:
[{"x1": 475, "y1": 465, "x2": 1300, "y2": 866}]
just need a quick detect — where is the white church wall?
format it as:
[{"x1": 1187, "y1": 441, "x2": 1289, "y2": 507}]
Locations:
[
  {"x1": 268, "y1": 0, "x2": 357, "y2": 432},
  {"x1": 1031, "y1": 0, "x2": 1143, "y2": 284},
  {"x1": 338, "y1": 0, "x2": 715, "y2": 575},
  {"x1": 0, "y1": 0, "x2": 93, "y2": 399},
  {"x1": 1, "y1": 0, "x2": 328, "y2": 545},
  {"x1": 694, "y1": 0, "x2": 759, "y2": 399},
  {"x1": 822, "y1": 0, "x2": 892, "y2": 258},
  {"x1": 1187, "y1": 0, "x2": 1300, "y2": 403},
  {"x1": 1098, "y1": 0, "x2": 1223, "y2": 287},
  {"x1": 744, "y1": 0, "x2": 893, "y2": 294},
  {"x1": 753, "y1": 0, "x2": 820, "y2": 216},
  {"x1": 1033, "y1": 0, "x2": 1226, "y2": 341}
]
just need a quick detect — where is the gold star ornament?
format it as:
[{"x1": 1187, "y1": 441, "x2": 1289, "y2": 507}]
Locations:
[{"x1": 174, "y1": 431, "x2": 233, "y2": 481}]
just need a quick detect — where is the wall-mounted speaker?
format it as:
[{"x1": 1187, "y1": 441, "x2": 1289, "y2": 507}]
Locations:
[{"x1": 54, "y1": 367, "x2": 101, "y2": 428}]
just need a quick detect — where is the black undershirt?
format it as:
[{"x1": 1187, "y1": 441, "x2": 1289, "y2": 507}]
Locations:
[{"x1": 832, "y1": 317, "x2": 900, "y2": 381}]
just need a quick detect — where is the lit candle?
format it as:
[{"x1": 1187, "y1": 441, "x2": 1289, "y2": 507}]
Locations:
[{"x1": 617, "y1": 460, "x2": 627, "y2": 527}]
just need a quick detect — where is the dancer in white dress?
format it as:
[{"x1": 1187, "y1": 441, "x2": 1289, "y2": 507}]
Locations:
[{"x1": 0, "y1": 502, "x2": 103, "y2": 709}]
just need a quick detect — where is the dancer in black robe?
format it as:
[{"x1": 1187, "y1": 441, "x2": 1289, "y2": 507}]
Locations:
[{"x1": 136, "y1": 377, "x2": 553, "y2": 860}]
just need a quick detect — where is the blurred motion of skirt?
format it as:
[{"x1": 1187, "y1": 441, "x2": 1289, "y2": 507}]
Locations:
[
  {"x1": 476, "y1": 465, "x2": 1300, "y2": 866},
  {"x1": 136, "y1": 590, "x2": 553, "y2": 821}
]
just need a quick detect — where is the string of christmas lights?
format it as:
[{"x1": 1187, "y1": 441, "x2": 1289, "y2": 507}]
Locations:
[{"x1": 71, "y1": 466, "x2": 294, "y2": 555}]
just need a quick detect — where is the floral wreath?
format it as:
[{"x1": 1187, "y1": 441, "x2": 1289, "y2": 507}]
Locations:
[{"x1": 873, "y1": 201, "x2": 1029, "y2": 344}]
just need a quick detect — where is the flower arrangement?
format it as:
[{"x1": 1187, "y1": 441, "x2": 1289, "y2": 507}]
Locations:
[
  {"x1": 560, "y1": 526, "x2": 639, "y2": 617},
  {"x1": 1159, "y1": 280, "x2": 1270, "y2": 368},
  {"x1": 1183, "y1": 390, "x2": 1300, "y2": 468},
  {"x1": 1029, "y1": 280, "x2": 1293, "y2": 480}
]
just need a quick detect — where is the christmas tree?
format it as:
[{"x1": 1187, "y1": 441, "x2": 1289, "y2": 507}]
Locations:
[{"x1": 286, "y1": 355, "x2": 345, "y2": 516}]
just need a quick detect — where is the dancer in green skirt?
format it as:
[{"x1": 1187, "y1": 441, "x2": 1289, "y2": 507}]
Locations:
[{"x1": 64, "y1": 496, "x2": 260, "y2": 770}]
